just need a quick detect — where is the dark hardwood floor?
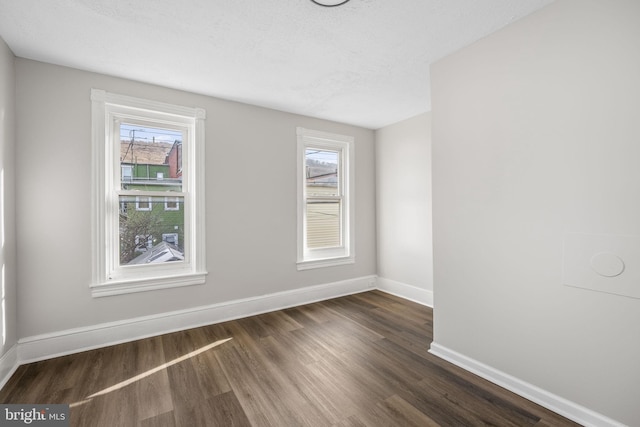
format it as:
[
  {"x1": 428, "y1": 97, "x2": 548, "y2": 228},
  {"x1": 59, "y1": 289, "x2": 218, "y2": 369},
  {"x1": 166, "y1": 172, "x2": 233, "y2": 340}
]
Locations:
[{"x1": 0, "y1": 291, "x2": 580, "y2": 426}]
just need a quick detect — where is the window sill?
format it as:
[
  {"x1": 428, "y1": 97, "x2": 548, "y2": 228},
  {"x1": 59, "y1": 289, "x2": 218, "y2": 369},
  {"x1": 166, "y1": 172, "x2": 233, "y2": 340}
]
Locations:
[
  {"x1": 90, "y1": 272, "x2": 207, "y2": 298},
  {"x1": 297, "y1": 256, "x2": 355, "y2": 271}
]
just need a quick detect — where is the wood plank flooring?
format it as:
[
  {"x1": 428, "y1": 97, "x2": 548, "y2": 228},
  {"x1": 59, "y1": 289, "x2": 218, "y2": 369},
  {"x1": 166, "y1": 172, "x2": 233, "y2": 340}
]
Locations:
[{"x1": 0, "y1": 291, "x2": 580, "y2": 426}]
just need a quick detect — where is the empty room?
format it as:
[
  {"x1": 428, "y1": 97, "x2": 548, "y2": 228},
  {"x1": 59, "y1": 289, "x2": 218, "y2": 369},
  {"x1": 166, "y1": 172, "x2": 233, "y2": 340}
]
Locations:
[{"x1": 0, "y1": 0, "x2": 637, "y2": 425}]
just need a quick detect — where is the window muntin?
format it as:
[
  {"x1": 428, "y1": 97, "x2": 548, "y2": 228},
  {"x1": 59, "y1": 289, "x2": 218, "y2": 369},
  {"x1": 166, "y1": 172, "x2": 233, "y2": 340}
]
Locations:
[
  {"x1": 297, "y1": 128, "x2": 354, "y2": 269},
  {"x1": 91, "y1": 89, "x2": 207, "y2": 297}
]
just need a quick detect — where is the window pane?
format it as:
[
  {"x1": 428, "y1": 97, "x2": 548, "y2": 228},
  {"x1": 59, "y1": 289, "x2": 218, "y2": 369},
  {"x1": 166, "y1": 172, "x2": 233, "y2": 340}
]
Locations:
[
  {"x1": 306, "y1": 148, "x2": 339, "y2": 197},
  {"x1": 120, "y1": 123, "x2": 183, "y2": 192},
  {"x1": 306, "y1": 200, "x2": 341, "y2": 248},
  {"x1": 119, "y1": 195, "x2": 185, "y2": 265}
]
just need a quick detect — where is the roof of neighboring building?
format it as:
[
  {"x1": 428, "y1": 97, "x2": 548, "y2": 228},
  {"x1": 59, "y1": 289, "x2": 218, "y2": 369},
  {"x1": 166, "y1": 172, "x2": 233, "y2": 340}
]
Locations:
[
  {"x1": 127, "y1": 241, "x2": 184, "y2": 265},
  {"x1": 307, "y1": 167, "x2": 338, "y2": 186},
  {"x1": 120, "y1": 140, "x2": 173, "y2": 165}
]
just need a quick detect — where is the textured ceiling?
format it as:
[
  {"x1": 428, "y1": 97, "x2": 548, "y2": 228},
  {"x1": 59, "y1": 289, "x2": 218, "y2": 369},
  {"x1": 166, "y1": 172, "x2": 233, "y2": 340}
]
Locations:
[{"x1": 0, "y1": 0, "x2": 553, "y2": 129}]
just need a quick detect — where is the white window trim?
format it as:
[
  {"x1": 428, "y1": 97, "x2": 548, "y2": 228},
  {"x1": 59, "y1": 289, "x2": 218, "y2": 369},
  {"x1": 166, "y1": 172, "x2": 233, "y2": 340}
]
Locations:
[
  {"x1": 296, "y1": 127, "x2": 355, "y2": 270},
  {"x1": 91, "y1": 89, "x2": 207, "y2": 297}
]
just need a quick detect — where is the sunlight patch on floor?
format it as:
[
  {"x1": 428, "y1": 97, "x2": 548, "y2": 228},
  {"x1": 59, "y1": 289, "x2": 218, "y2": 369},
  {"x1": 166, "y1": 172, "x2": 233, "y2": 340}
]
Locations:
[{"x1": 70, "y1": 337, "x2": 232, "y2": 408}]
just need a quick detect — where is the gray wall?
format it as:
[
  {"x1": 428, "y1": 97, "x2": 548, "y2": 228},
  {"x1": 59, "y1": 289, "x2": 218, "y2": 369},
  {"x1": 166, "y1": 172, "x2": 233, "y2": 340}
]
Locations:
[
  {"x1": 431, "y1": 0, "x2": 640, "y2": 424},
  {"x1": 375, "y1": 113, "x2": 433, "y2": 292},
  {"x1": 0, "y1": 38, "x2": 17, "y2": 358},
  {"x1": 15, "y1": 59, "x2": 376, "y2": 338}
]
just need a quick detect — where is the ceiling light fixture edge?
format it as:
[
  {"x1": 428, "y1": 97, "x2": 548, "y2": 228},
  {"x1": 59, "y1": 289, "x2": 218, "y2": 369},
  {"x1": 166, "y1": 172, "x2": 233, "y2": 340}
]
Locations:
[{"x1": 310, "y1": 0, "x2": 351, "y2": 7}]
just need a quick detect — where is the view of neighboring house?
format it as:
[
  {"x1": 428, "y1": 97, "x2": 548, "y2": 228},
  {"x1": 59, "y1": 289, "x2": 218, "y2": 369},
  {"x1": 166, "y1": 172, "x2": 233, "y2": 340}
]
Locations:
[
  {"x1": 127, "y1": 240, "x2": 185, "y2": 265},
  {"x1": 166, "y1": 140, "x2": 182, "y2": 179},
  {"x1": 119, "y1": 134, "x2": 185, "y2": 265},
  {"x1": 305, "y1": 153, "x2": 340, "y2": 249}
]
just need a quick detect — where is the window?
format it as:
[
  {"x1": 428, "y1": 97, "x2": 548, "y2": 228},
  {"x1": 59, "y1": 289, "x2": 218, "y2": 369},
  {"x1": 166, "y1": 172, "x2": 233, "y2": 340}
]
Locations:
[
  {"x1": 91, "y1": 89, "x2": 207, "y2": 297},
  {"x1": 135, "y1": 196, "x2": 152, "y2": 211},
  {"x1": 164, "y1": 196, "x2": 180, "y2": 211},
  {"x1": 121, "y1": 165, "x2": 133, "y2": 183},
  {"x1": 296, "y1": 127, "x2": 354, "y2": 270}
]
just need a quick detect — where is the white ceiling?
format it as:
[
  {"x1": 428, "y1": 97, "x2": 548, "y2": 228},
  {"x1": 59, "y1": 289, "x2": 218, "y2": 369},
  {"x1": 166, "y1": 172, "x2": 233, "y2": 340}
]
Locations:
[{"x1": 0, "y1": 0, "x2": 553, "y2": 129}]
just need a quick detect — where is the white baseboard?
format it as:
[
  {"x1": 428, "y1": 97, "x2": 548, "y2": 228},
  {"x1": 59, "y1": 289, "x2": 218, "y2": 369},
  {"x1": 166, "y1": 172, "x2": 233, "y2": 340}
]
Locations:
[
  {"x1": 0, "y1": 345, "x2": 19, "y2": 390},
  {"x1": 429, "y1": 342, "x2": 625, "y2": 427},
  {"x1": 376, "y1": 277, "x2": 433, "y2": 307},
  {"x1": 18, "y1": 275, "x2": 376, "y2": 364}
]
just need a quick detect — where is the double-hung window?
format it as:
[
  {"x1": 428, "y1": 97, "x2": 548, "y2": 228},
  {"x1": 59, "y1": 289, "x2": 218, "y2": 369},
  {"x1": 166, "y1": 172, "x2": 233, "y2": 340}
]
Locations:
[
  {"x1": 297, "y1": 127, "x2": 354, "y2": 270},
  {"x1": 91, "y1": 89, "x2": 207, "y2": 297}
]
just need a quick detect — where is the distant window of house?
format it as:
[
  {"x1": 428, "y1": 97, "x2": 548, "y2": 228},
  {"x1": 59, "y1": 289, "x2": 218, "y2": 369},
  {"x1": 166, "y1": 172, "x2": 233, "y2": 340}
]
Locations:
[
  {"x1": 164, "y1": 196, "x2": 179, "y2": 211},
  {"x1": 121, "y1": 165, "x2": 133, "y2": 182},
  {"x1": 91, "y1": 89, "x2": 207, "y2": 297},
  {"x1": 296, "y1": 127, "x2": 354, "y2": 270},
  {"x1": 135, "y1": 196, "x2": 152, "y2": 211}
]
